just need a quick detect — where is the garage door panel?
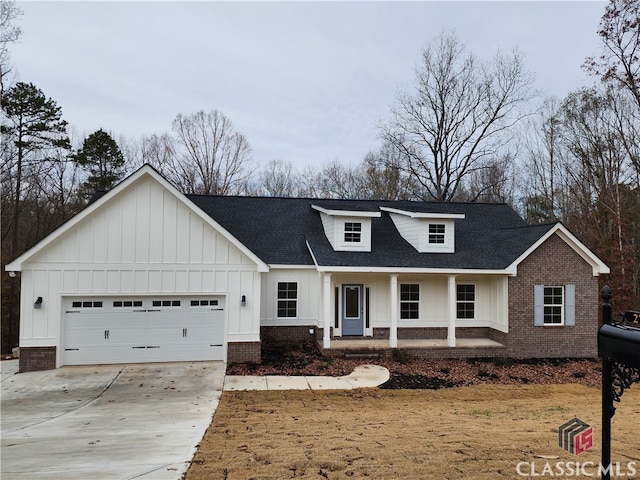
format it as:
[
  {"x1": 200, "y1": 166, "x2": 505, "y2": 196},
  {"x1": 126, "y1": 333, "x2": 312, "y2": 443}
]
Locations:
[{"x1": 63, "y1": 297, "x2": 225, "y2": 365}]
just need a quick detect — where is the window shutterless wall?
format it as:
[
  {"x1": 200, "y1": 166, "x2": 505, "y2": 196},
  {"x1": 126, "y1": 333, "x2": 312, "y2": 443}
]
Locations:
[{"x1": 260, "y1": 269, "x2": 321, "y2": 326}]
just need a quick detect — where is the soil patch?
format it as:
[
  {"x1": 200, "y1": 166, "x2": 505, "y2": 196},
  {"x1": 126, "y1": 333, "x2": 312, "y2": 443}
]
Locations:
[{"x1": 184, "y1": 385, "x2": 640, "y2": 480}]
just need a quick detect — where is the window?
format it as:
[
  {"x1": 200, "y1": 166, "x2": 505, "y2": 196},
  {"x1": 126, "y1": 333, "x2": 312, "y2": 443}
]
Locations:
[
  {"x1": 277, "y1": 282, "x2": 297, "y2": 317},
  {"x1": 151, "y1": 300, "x2": 181, "y2": 307},
  {"x1": 344, "y1": 222, "x2": 362, "y2": 243},
  {"x1": 428, "y1": 224, "x2": 445, "y2": 244},
  {"x1": 113, "y1": 300, "x2": 143, "y2": 307},
  {"x1": 190, "y1": 300, "x2": 219, "y2": 307},
  {"x1": 456, "y1": 284, "x2": 475, "y2": 319},
  {"x1": 400, "y1": 284, "x2": 419, "y2": 319},
  {"x1": 543, "y1": 286, "x2": 564, "y2": 325},
  {"x1": 72, "y1": 301, "x2": 103, "y2": 308}
]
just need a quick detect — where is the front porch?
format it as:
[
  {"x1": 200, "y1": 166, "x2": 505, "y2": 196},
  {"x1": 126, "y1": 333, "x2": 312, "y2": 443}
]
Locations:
[{"x1": 318, "y1": 337, "x2": 507, "y2": 360}]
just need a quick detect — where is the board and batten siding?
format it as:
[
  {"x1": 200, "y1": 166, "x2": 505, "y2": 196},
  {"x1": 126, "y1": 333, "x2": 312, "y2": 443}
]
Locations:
[
  {"x1": 18, "y1": 176, "x2": 262, "y2": 362},
  {"x1": 261, "y1": 269, "x2": 321, "y2": 326}
]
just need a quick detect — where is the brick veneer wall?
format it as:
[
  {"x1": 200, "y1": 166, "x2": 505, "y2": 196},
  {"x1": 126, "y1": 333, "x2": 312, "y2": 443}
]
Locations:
[
  {"x1": 374, "y1": 327, "x2": 493, "y2": 340},
  {"x1": 507, "y1": 233, "x2": 599, "y2": 358},
  {"x1": 19, "y1": 346, "x2": 56, "y2": 372},
  {"x1": 227, "y1": 342, "x2": 261, "y2": 364},
  {"x1": 261, "y1": 325, "x2": 318, "y2": 344}
]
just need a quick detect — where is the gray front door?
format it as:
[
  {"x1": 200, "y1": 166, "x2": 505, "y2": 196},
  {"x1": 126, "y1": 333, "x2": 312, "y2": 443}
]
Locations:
[{"x1": 342, "y1": 284, "x2": 363, "y2": 336}]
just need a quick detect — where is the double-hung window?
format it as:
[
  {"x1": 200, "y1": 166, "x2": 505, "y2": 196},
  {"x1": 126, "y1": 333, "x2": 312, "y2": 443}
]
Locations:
[
  {"x1": 428, "y1": 224, "x2": 445, "y2": 244},
  {"x1": 543, "y1": 286, "x2": 564, "y2": 325},
  {"x1": 277, "y1": 282, "x2": 298, "y2": 317},
  {"x1": 534, "y1": 285, "x2": 575, "y2": 326},
  {"x1": 456, "y1": 284, "x2": 475, "y2": 319},
  {"x1": 400, "y1": 284, "x2": 419, "y2": 319},
  {"x1": 344, "y1": 222, "x2": 362, "y2": 243}
]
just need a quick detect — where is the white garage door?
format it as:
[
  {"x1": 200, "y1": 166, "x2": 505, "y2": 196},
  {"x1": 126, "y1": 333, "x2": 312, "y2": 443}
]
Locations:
[{"x1": 63, "y1": 297, "x2": 225, "y2": 365}]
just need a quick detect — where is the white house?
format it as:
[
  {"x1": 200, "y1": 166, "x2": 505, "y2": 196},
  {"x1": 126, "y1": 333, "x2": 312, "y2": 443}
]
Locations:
[{"x1": 6, "y1": 165, "x2": 610, "y2": 371}]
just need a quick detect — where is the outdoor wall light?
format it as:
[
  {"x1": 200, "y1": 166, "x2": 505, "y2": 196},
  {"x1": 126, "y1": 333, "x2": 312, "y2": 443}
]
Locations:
[
  {"x1": 34, "y1": 296, "x2": 43, "y2": 309},
  {"x1": 241, "y1": 295, "x2": 246, "y2": 306}
]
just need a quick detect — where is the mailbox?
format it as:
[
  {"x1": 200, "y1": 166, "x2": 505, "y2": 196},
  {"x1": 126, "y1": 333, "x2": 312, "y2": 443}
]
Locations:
[
  {"x1": 598, "y1": 322, "x2": 640, "y2": 369},
  {"x1": 598, "y1": 288, "x2": 640, "y2": 480}
]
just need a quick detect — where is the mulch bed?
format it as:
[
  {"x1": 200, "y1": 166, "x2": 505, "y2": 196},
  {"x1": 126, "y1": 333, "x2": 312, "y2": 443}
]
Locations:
[{"x1": 226, "y1": 340, "x2": 602, "y2": 389}]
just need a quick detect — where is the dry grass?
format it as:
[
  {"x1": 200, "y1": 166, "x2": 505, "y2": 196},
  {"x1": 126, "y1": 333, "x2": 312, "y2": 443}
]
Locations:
[{"x1": 185, "y1": 384, "x2": 640, "y2": 480}]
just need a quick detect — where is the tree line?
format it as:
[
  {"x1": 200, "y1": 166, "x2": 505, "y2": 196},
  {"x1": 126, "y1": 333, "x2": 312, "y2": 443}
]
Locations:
[{"x1": 1, "y1": 0, "x2": 639, "y2": 353}]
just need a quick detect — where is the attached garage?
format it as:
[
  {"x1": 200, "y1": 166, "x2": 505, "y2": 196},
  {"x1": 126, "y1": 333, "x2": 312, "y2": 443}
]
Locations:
[
  {"x1": 63, "y1": 296, "x2": 225, "y2": 365},
  {"x1": 6, "y1": 166, "x2": 269, "y2": 371}
]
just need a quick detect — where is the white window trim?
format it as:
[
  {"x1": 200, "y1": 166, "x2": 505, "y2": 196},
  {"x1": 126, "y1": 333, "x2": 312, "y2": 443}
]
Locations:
[
  {"x1": 456, "y1": 283, "x2": 476, "y2": 320},
  {"x1": 428, "y1": 223, "x2": 446, "y2": 244},
  {"x1": 344, "y1": 221, "x2": 362, "y2": 243},
  {"x1": 276, "y1": 281, "x2": 298, "y2": 318},
  {"x1": 399, "y1": 283, "x2": 420, "y2": 320},
  {"x1": 543, "y1": 285, "x2": 565, "y2": 326}
]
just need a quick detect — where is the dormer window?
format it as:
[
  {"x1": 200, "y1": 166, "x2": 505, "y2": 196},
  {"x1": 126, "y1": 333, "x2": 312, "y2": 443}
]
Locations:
[
  {"x1": 428, "y1": 224, "x2": 445, "y2": 244},
  {"x1": 312, "y1": 204, "x2": 380, "y2": 252},
  {"x1": 344, "y1": 222, "x2": 362, "y2": 243},
  {"x1": 381, "y1": 207, "x2": 464, "y2": 253}
]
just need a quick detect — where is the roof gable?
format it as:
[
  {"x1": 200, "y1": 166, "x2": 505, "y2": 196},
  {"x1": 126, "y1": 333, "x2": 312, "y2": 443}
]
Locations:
[
  {"x1": 5, "y1": 165, "x2": 269, "y2": 272},
  {"x1": 505, "y1": 223, "x2": 609, "y2": 276}
]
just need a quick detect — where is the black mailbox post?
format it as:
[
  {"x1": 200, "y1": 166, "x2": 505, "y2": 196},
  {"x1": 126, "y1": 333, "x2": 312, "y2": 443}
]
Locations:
[{"x1": 598, "y1": 286, "x2": 640, "y2": 480}]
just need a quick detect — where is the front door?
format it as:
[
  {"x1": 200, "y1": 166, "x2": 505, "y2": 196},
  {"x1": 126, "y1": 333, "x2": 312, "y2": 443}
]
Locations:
[{"x1": 342, "y1": 284, "x2": 363, "y2": 336}]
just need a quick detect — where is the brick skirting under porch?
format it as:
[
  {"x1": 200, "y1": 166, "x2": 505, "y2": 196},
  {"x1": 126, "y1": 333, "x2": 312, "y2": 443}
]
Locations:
[{"x1": 319, "y1": 338, "x2": 507, "y2": 360}]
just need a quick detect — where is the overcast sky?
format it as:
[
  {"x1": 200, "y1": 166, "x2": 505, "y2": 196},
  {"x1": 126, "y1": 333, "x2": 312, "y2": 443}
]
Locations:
[{"x1": 11, "y1": 1, "x2": 606, "y2": 169}]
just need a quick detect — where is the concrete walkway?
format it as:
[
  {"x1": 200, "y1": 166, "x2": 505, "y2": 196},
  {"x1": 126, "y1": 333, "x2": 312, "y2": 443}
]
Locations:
[{"x1": 223, "y1": 364, "x2": 390, "y2": 391}]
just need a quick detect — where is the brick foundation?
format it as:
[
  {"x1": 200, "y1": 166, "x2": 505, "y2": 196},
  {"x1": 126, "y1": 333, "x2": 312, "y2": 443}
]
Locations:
[
  {"x1": 227, "y1": 342, "x2": 261, "y2": 364},
  {"x1": 19, "y1": 346, "x2": 56, "y2": 372},
  {"x1": 373, "y1": 327, "x2": 495, "y2": 340},
  {"x1": 319, "y1": 342, "x2": 507, "y2": 360},
  {"x1": 261, "y1": 326, "x2": 318, "y2": 344}
]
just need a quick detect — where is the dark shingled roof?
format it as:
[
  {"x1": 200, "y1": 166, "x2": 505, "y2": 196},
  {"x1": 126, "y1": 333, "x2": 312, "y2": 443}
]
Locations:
[{"x1": 187, "y1": 196, "x2": 556, "y2": 270}]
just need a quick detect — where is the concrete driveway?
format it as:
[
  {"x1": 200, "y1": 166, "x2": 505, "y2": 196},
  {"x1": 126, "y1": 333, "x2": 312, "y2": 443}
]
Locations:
[{"x1": 1, "y1": 361, "x2": 225, "y2": 480}]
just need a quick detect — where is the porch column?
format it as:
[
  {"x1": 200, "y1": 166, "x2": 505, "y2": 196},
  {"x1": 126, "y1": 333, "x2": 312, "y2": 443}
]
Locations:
[
  {"x1": 389, "y1": 274, "x2": 398, "y2": 348},
  {"x1": 323, "y1": 273, "x2": 332, "y2": 349},
  {"x1": 447, "y1": 275, "x2": 456, "y2": 347}
]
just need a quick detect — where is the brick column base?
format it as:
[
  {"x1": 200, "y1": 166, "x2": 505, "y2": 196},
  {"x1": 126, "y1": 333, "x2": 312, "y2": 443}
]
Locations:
[
  {"x1": 19, "y1": 346, "x2": 56, "y2": 372},
  {"x1": 227, "y1": 342, "x2": 261, "y2": 364}
]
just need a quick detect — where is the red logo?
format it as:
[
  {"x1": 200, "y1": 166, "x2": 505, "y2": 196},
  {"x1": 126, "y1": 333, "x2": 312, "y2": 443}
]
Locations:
[{"x1": 559, "y1": 418, "x2": 593, "y2": 455}]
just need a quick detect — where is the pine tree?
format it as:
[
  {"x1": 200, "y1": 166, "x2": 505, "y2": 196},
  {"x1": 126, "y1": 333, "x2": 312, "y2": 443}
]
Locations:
[{"x1": 74, "y1": 129, "x2": 125, "y2": 194}]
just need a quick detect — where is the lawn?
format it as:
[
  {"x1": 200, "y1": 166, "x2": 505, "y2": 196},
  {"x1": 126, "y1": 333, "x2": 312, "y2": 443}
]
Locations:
[{"x1": 184, "y1": 384, "x2": 640, "y2": 480}]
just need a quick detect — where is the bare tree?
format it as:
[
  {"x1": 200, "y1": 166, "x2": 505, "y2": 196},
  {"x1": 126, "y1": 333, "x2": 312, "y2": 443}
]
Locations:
[
  {"x1": 0, "y1": 0, "x2": 22, "y2": 95},
  {"x1": 167, "y1": 110, "x2": 252, "y2": 195},
  {"x1": 519, "y1": 98, "x2": 570, "y2": 222},
  {"x1": 381, "y1": 31, "x2": 536, "y2": 201},
  {"x1": 140, "y1": 132, "x2": 176, "y2": 172},
  {"x1": 458, "y1": 153, "x2": 517, "y2": 204},
  {"x1": 560, "y1": 88, "x2": 638, "y2": 306},
  {"x1": 361, "y1": 141, "x2": 417, "y2": 200},
  {"x1": 585, "y1": 0, "x2": 640, "y2": 109},
  {"x1": 260, "y1": 159, "x2": 297, "y2": 197}
]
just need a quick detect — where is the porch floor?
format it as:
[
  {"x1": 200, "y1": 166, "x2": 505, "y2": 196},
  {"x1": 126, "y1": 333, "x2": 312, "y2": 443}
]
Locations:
[{"x1": 326, "y1": 338, "x2": 504, "y2": 349}]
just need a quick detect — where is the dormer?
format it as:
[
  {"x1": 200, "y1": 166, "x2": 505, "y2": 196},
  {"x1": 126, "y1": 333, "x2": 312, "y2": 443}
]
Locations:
[
  {"x1": 380, "y1": 207, "x2": 465, "y2": 253},
  {"x1": 312, "y1": 204, "x2": 381, "y2": 252}
]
